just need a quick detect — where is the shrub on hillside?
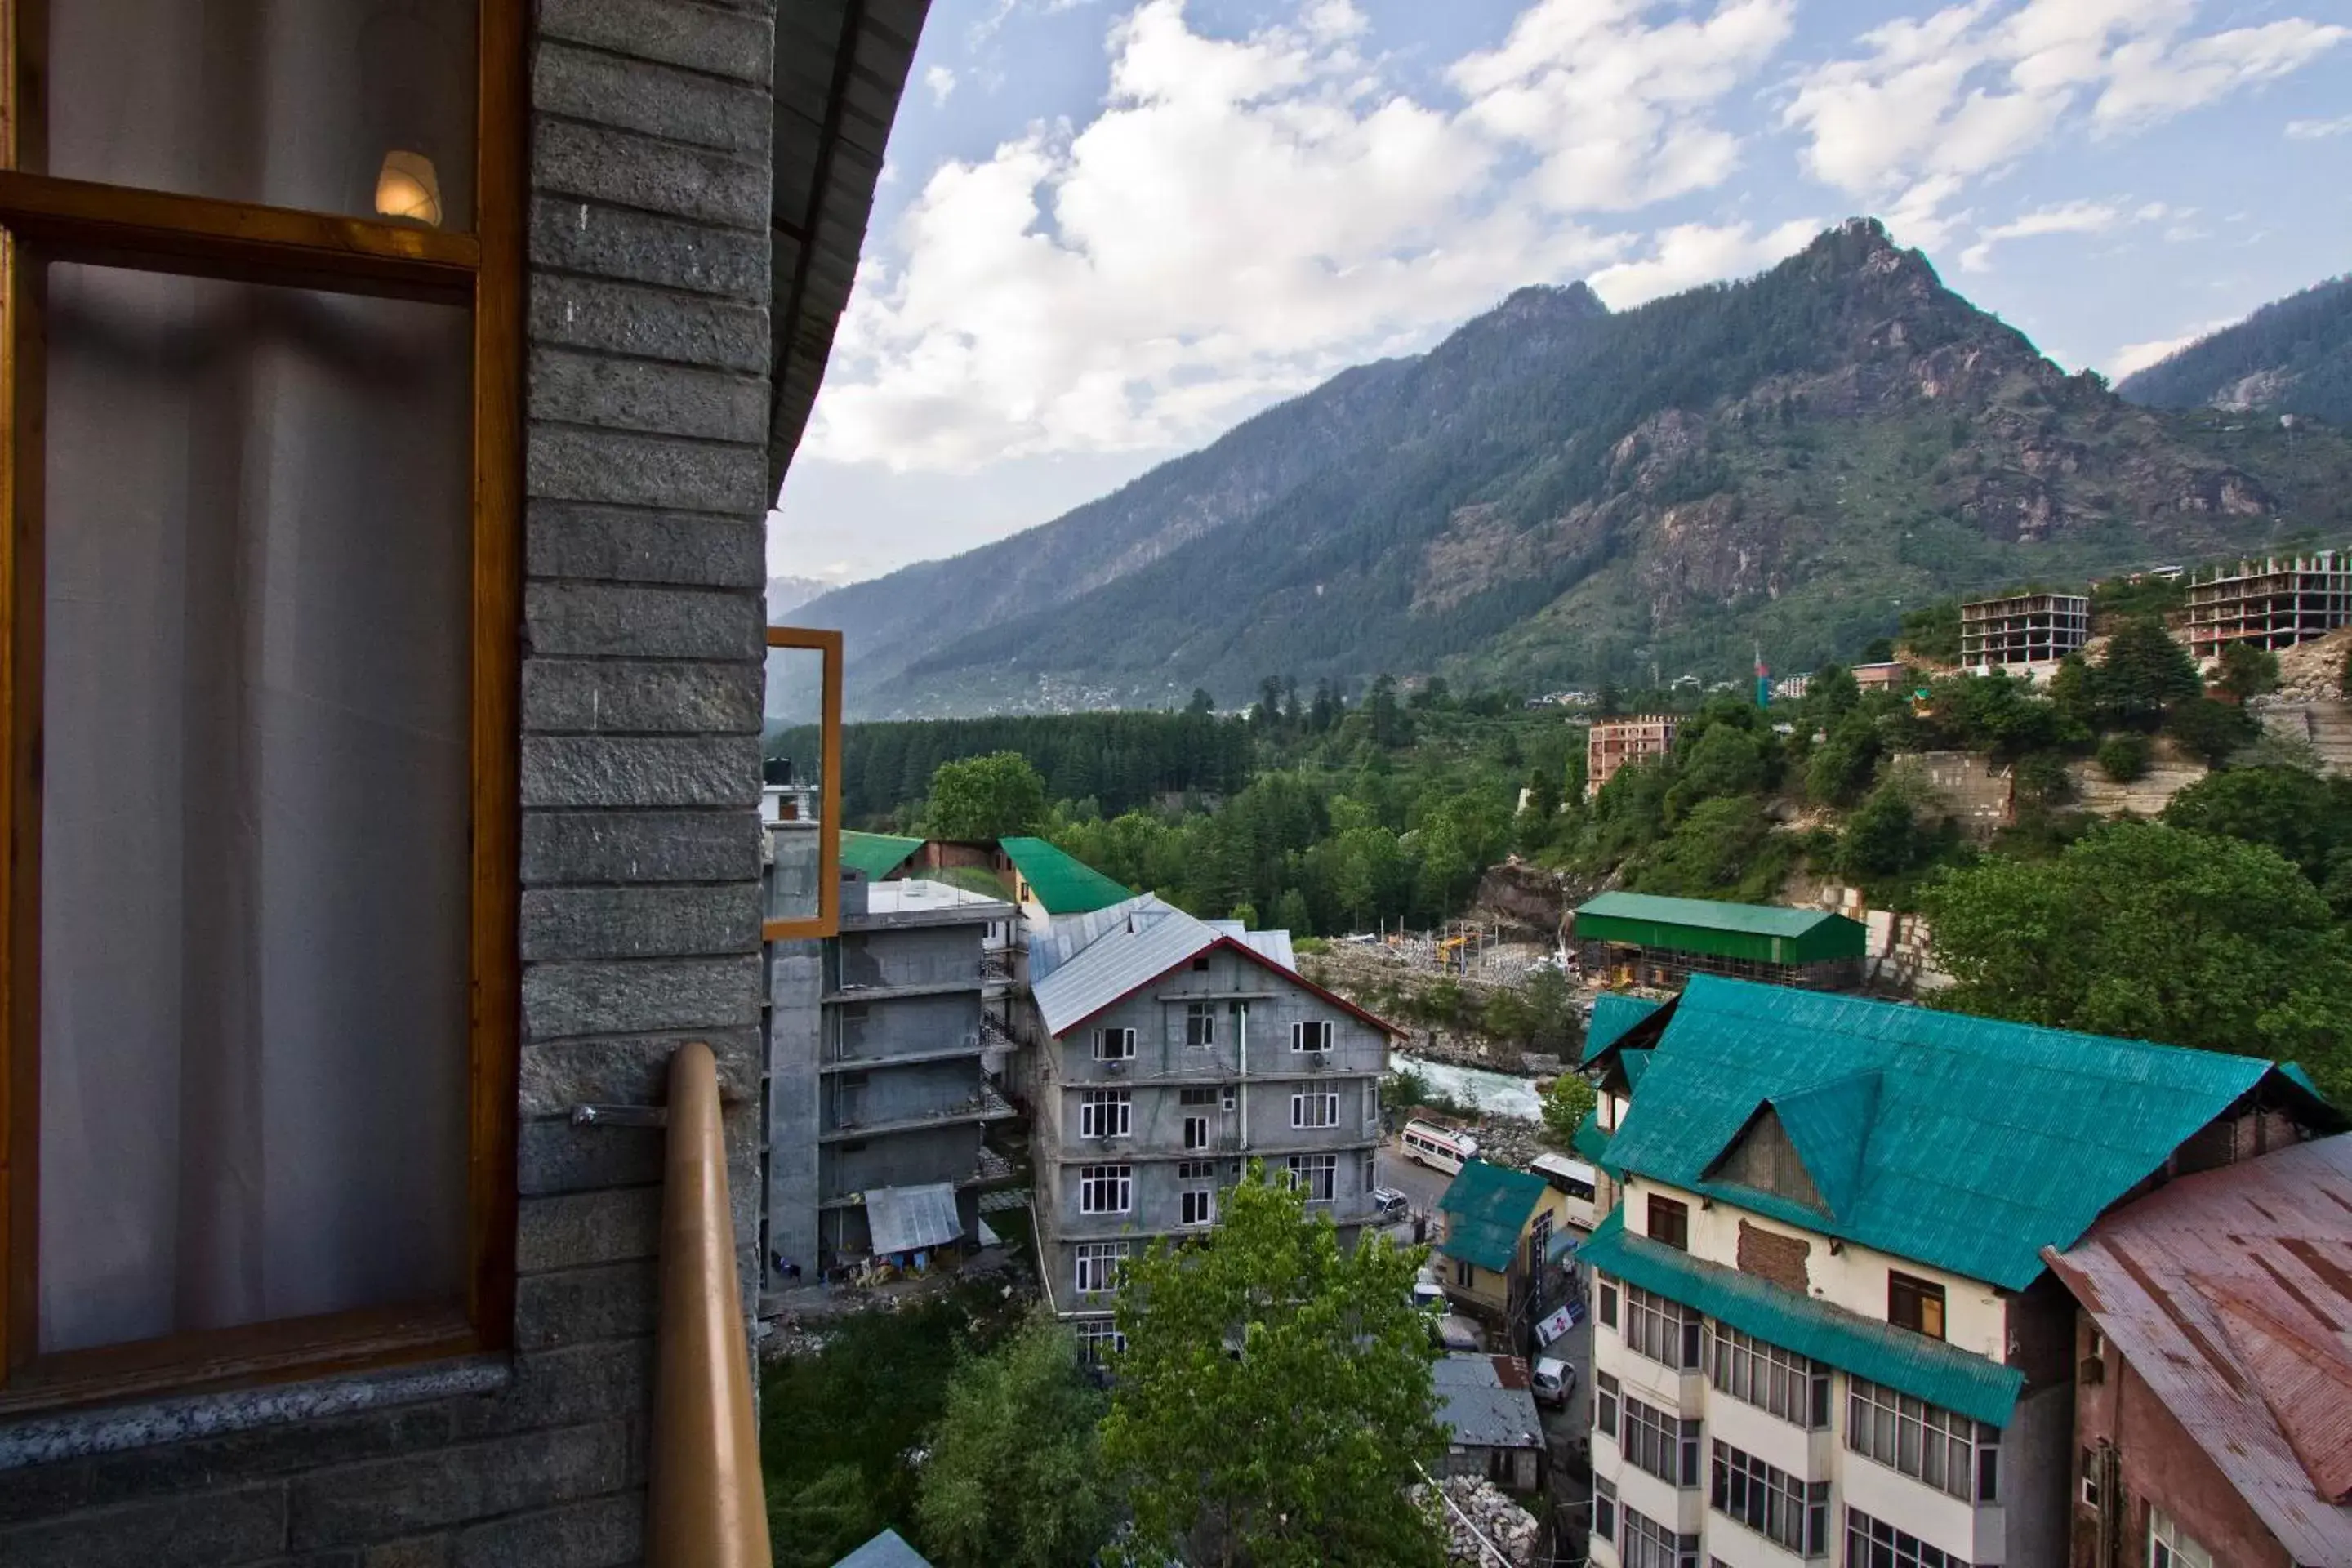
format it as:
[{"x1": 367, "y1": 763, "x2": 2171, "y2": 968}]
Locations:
[{"x1": 2096, "y1": 733, "x2": 2151, "y2": 783}]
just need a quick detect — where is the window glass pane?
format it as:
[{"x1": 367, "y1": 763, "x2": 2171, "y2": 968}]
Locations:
[
  {"x1": 39, "y1": 263, "x2": 472, "y2": 1353},
  {"x1": 49, "y1": 0, "x2": 479, "y2": 229},
  {"x1": 764, "y1": 642, "x2": 832, "y2": 924}
]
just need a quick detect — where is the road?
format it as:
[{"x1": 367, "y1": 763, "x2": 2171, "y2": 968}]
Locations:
[{"x1": 1374, "y1": 1134, "x2": 1456, "y2": 1226}]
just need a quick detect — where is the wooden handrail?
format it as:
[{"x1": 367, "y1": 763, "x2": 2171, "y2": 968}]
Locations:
[{"x1": 648, "y1": 1041, "x2": 773, "y2": 1568}]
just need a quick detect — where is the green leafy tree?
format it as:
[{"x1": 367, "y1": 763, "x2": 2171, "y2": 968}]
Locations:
[
  {"x1": 1521, "y1": 966, "x2": 1584, "y2": 1058},
  {"x1": 2095, "y1": 733, "x2": 2150, "y2": 783},
  {"x1": 1632, "y1": 796, "x2": 1786, "y2": 900},
  {"x1": 917, "y1": 1313, "x2": 1115, "y2": 1568},
  {"x1": 1922, "y1": 822, "x2": 2352, "y2": 1101},
  {"x1": 2048, "y1": 653, "x2": 2098, "y2": 733},
  {"x1": 1102, "y1": 1170, "x2": 1447, "y2": 1568},
  {"x1": 1541, "y1": 1072, "x2": 1597, "y2": 1149},
  {"x1": 1860, "y1": 637, "x2": 1895, "y2": 664},
  {"x1": 924, "y1": 751, "x2": 1049, "y2": 840},
  {"x1": 2163, "y1": 766, "x2": 2352, "y2": 887},
  {"x1": 1806, "y1": 714, "x2": 1882, "y2": 806},
  {"x1": 2215, "y1": 642, "x2": 2280, "y2": 702},
  {"x1": 1898, "y1": 600, "x2": 1961, "y2": 663},
  {"x1": 1806, "y1": 662, "x2": 1860, "y2": 728},
  {"x1": 1837, "y1": 768, "x2": 1952, "y2": 898},
  {"x1": 2164, "y1": 696, "x2": 2257, "y2": 768},
  {"x1": 2096, "y1": 617, "x2": 2200, "y2": 727},
  {"x1": 1666, "y1": 722, "x2": 1766, "y2": 818}
]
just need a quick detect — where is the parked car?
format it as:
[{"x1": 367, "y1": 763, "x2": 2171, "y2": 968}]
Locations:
[
  {"x1": 1531, "y1": 1356, "x2": 1575, "y2": 1409},
  {"x1": 1433, "y1": 1313, "x2": 1484, "y2": 1352},
  {"x1": 1370, "y1": 1185, "x2": 1410, "y2": 1221},
  {"x1": 1411, "y1": 1263, "x2": 1448, "y2": 1316}
]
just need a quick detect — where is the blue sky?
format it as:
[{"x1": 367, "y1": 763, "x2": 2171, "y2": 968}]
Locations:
[{"x1": 771, "y1": 0, "x2": 2352, "y2": 586}]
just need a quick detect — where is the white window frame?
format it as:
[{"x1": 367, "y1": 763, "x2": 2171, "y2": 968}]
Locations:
[
  {"x1": 2150, "y1": 1508, "x2": 2213, "y2": 1568},
  {"x1": 1183, "y1": 1115, "x2": 1211, "y2": 1150},
  {"x1": 1092, "y1": 1026, "x2": 1135, "y2": 1061},
  {"x1": 1290, "y1": 1091, "x2": 1339, "y2": 1129},
  {"x1": 1286, "y1": 1153, "x2": 1336, "y2": 1202},
  {"x1": 1079, "y1": 1089, "x2": 1131, "y2": 1140},
  {"x1": 1180, "y1": 1187, "x2": 1214, "y2": 1226},
  {"x1": 1079, "y1": 1164, "x2": 1133, "y2": 1215},
  {"x1": 1074, "y1": 1241, "x2": 1129, "y2": 1294},
  {"x1": 1291, "y1": 1018, "x2": 1333, "y2": 1052},
  {"x1": 1186, "y1": 1002, "x2": 1216, "y2": 1047},
  {"x1": 1076, "y1": 1319, "x2": 1125, "y2": 1365}
]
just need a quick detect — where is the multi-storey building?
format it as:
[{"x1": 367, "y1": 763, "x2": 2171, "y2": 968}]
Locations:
[
  {"x1": 1960, "y1": 591, "x2": 2090, "y2": 670},
  {"x1": 2186, "y1": 550, "x2": 2352, "y2": 658},
  {"x1": 1588, "y1": 716, "x2": 1679, "y2": 797},
  {"x1": 1025, "y1": 894, "x2": 1400, "y2": 1352},
  {"x1": 1579, "y1": 977, "x2": 2340, "y2": 1568}
]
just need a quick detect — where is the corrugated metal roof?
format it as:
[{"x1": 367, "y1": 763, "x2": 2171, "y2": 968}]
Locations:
[
  {"x1": 1575, "y1": 892, "x2": 1865, "y2": 965},
  {"x1": 833, "y1": 1528, "x2": 936, "y2": 1568},
  {"x1": 865, "y1": 1183, "x2": 963, "y2": 1255},
  {"x1": 2047, "y1": 1135, "x2": 2352, "y2": 1566},
  {"x1": 1030, "y1": 902, "x2": 1218, "y2": 1037},
  {"x1": 1608, "y1": 976, "x2": 2295, "y2": 1290},
  {"x1": 999, "y1": 836, "x2": 1134, "y2": 914},
  {"x1": 1433, "y1": 1352, "x2": 1544, "y2": 1450},
  {"x1": 1238, "y1": 928, "x2": 1295, "y2": 969},
  {"x1": 1571, "y1": 1109, "x2": 1612, "y2": 1165},
  {"x1": 1581, "y1": 1210, "x2": 2023, "y2": 1428},
  {"x1": 1437, "y1": 1161, "x2": 1550, "y2": 1274},
  {"x1": 840, "y1": 830, "x2": 924, "y2": 880},
  {"x1": 1584, "y1": 992, "x2": 1664, "y2": 1062},
  {"x1": 1766, "y1": 1071, "x2": 1880, "y2": 1218}
]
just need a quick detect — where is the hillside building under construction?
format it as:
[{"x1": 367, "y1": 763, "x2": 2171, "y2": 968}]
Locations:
[
  {"x1": 1587, "y1": 715, "x2": 1677, "y2": 797},
  {"x1": 1960, "y1": 590, "x2": 2090, "y2": 669},
  {"x1": 2186, "y1": 550, "x2": 2352, "y2": 660}
]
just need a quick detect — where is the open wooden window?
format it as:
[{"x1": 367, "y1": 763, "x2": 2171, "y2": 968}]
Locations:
[
  {"x1": 1888, "y1": 1270, "x2": 1948, "y2": 1339},
  {"x1": 762, "y1": 626, "x2": 843, "y2": 940},
  {"x1": 0, "y1": 0, "x2": 523, "y2": 1412}
]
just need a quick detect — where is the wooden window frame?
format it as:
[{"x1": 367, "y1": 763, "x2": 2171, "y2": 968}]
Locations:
[
  {"x1": 0, "y1": 0, "x2": 526, "y2": 1414},
  {"x1": 1888, "y1": 1269, "x2": 1948, "y2": 1340},
  {"x1": 1646, "y1": 1193, "x2": 1690, "y2": 1250},
  {"x1": 761, "y1": 625, "x2": 843, "y2": 941}
]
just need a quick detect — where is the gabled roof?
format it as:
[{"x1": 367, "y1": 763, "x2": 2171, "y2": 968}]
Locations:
[
  {"x1": 2047, "y1": 1136, "x2": 2352, "y2": 1566},
  {"x1": 1570, "y1": 1108, "x2": 1612, "y2": 1165},
  {"x1": 1432, "y1": 1353, "x2": 1544, "y2": 1450},
  {"x1": 1581, "y1": 1210, "x2": 2024, "y2": 1428},
  {"x1": 999, "y1": 836, "x2": 1133, "y2": 915},
  {"x1": 1437, "y1": 1161, "x2": 1551, "y2": 1274},
  {"x1": 833, "y1": 1528, "x2": 935, "y2": 1568},
  {"x1": 1606, "y1": 976, "x2": 2332, "y2": 1290},
  {"x1": 1575, "y1": 892, "x2": 1865, "y2": 966},
  {"x1": 1757, "y1": 1071, "x2": 1881, "y2": 1217},
  {"x1": 1583, "y1": 992, "x2": 1664, "y2": 1063},
  {"x1": 1579, "y1": 891, "x2": 1840, "y2": 938},
  {"x1": 840, "y1": 830, "x2": 924, "y2": 880}
]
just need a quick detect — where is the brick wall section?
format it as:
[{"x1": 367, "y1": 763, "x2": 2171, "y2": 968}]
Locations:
[{"x1": 0, "y1": 6, "x2": 779, "y2": 1564}]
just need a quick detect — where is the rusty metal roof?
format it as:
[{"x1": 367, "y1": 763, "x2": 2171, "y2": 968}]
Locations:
[{"x1": 2046, "y1": 1134, "x2": 2352, "y2": 1567}]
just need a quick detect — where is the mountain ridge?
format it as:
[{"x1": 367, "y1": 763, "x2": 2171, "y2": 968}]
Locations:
[{"x1": 2116, "y1": 274, "x2": 2352, "y2": 427}]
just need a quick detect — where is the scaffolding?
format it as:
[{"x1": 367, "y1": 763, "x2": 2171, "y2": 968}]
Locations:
[
  {"x1": 1960, "y1": 591, "x2": 2089, "y2": 668},
  {"x1": 2185, "y1": 550, "x2": 2352, "y2": 658}
]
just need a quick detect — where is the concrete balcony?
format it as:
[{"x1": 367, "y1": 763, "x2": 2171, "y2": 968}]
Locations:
[{"x1": 819, "y1": 1085, "x2": 1017, "y2": 1143}]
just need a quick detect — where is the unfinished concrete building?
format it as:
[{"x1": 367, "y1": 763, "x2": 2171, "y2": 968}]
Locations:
[
  {"x1": 1961, "y1": 590, "x2": 2090, "y2": 669},
  {"x1": 1587, "y1": 715, "x2": 1678, "y2": 797},
  {"x1": 1026, "y1": 894, "x2": 1401, "y2": 1355},
  {"x1": 2187, "y1": 550, "x2": 2352, "y2": 660}
]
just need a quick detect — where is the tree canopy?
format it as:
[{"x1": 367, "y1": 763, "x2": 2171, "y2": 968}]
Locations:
[
  {"x1": 924, "y1": 751, "x2": 1050, "y2": 840},
  {"x1": 917, "y1": 1312, "x2": 1114, "y2": 1568}
]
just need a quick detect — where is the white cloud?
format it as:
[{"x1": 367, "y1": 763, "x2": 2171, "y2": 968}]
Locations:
[
  {"x1": 2108, "y1": 320, "x2": 2231, "y2": 377},
  {"x1": 923, "y1": 65, "x2": 956, "y2": 106},
  {"x1": 813, "y1": 0, "x2": 1793, "y2": 473},
  {"x1": 1958, "y1": 198, "x2": 2123, "y2": 270},
  {"x1": 2287, "y1": 114, "x2": 2352, "y2": 139}
]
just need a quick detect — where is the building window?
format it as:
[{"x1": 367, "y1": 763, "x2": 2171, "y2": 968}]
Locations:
[
  {"x1": 1074, "y1": 1241, "x2": 1129, "y2": 1294},
  {"x1": 1178, "y1": 1159, "x2": 1215, "y2": 1181},
  {"x1": 1077, "y1": 1320, "x2": 1125, "y2": 1365},
  {"x1": 1846, "y1": 1377, "x2": 1996, "y2": 1502},
  {"x1": 1292, "y1": 1092, "x2": 1339, "y2": 1129},
  {"x1": 2080, "y1": 1446, "x2": 2102, "y2": 1508},
  {"x1": 1625, "y1": 1284, "x2": 1701, "y2": 1370},
  {"x1": 1079, "y1": 1165, "x2": 1133, "y2": 1214},
  {"x1": 1080, "y1": 1089, "x2": 1131, "y2": 1139},
  {"x1": 1180, "y1": 1087, "x2": 1217, "y2": 1106},
  {"x1": 1292, "y1": 1019, "x2": 1333, "y2": 1052},
  {"x1": 1186, "y1": 1003, "x2": 1217, "y2": 1047},
  {"x1": 1455, "y1": 1258, "x2": 1476, "y2": 1289},
  {"x1": 1361, "y1": 1151, "x2": 1377, "y2": 1193},
  {"x1": 1888, "y1": 1271, "x2": 1946, "y2": 1339},
  {"x1": 1646, "y1": 1194, "x2": 1690, "y2": 1250},
  {"x1": 1842, "y1": 1507, "x2": 1962, "y2": 1568},
  {"x1": 1622, "y1": 1396, "x2": 1701, "y2": 1487},
  {"x1": 1288, "y1": 1154, "x2": 1336, "y2": 1202},
  {"x1": 1707, "y1": 1323, "x2": 1831, "y2": 1428},
  {"x1": 1710, "y1": 1440, "x2": 1829, "y2": 1557},
  {"x1": 1192, "y1": 956, "x2": 1211, "y2": 972},
  {"x1": 1094, "y1": 1027, "x2": 1136, "y2": 1061},
  {"x1": 1599, "y1": 1278, "x2": 1619, "y2": 1329},
  {"x1": 1621, "y1": 1507, "x2": 1699, "y2": 1568},
  {"x1": 2149, "y1": 1508, "x2": 2214, "y2": 1568},
  {"x1": 1183, "y1": 1116, "x2": 1212, "y2": 1150},
  {"x1": 1595, "y1": 1371, "x2": 1619, "y2": 1439},
  {"x1": 1592, "y1": 1478, "x2": 1615, "y2": 1544},
  {"x1": 1182, "y1": 1187, "x2": 1215, "y2": 1227}
]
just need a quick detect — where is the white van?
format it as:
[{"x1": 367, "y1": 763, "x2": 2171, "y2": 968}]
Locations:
[{"x1": 1401, "y1": 1118, "x2": 1477, "y2": 1175}]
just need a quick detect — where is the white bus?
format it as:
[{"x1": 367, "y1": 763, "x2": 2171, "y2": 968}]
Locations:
[
  {"x1": 1531, "y1": 1152, "x2": 1601, "y2": 1231},
  {"x1": 1401, "y1": 1118, "x2": 1477, "y2": 1174}
]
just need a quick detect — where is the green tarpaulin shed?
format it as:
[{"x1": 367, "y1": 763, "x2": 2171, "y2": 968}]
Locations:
[
  {"x1": 1000, "y1": 836, "x2": 1133, "y2": 915},
  {"x1": 840, "y1": 830, "x2": 924, "y2": 881},
  {"x1": 1575, "y1": 892, "x2": 1865, "y2": 966}
]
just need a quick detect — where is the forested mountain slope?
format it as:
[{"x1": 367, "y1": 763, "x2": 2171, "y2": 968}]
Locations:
[
  {"x1": 2118, "y1": 274, "x2": 2352, "y2": 426},
  {"x1": 812, "y1": 220, "x2": 2352, "y2": 717}
]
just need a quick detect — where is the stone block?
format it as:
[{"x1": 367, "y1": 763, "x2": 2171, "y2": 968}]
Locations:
[
  {"x1": 534, "y1": 42, "x2": 769, "y2": 154},
  {"x1": 537, "y1": 0, "x2": 773, "y2": 86},
  {"x1": 451, "y1": 1490, "x2": 643, "y2": 1568},
  {"x1": 527, "y1": 426, "x2": 767, "y2": 515},
  {"x1": 359, "y1": 1539, "x2": 448, "y2": 1568},
  {"x1": 520, "y1": 736, "x2": 761, "y2": 808},
  {"x1": 287, "y1": 1424, "x2": 626, "y2": 1549},
  {"x1": 521, "y1": 884, "x2": 761, "y2": 962},
  {"x1": 0, "y1": 1486, "x2": 287, "y2": 1568},
  {"x1": 452, "y1": 1339, "x2": 654, "y2": 1441},
  {"x1": 521, "y1": 809, "x2": 760, "y2": 886},
  {"x1": 518, "y1": 1116, "x2": 663, "y2": 1196},
  {"x1": 517, "y1": 1188, "x2": 662, "y2": 1273},
  {"x1": 528, "y1": 350, "x2": 767, "y2": 445},
  {"x1": 522, "y1": 955, "x2": 763, "y2": 1040},
  {"x1": 85, "y1": 1405, "x2": 457, "y2": 1505},
  {"x1": 517, "y1": 1027, "x2": 761, "y2": 1116},
  {"x1": 528, "y1": 199, "x2": 768, "y2": 301},
  {"x1": 533, "y1": 119, "x2": 768, "y2": 233},
  {"x1": 528, "y1": 276, "x2": 768, "y2": 375},
  {"x1": 0, "y1": 1459, "x2": 89, "y2": 1525},
  {"x1": 523, "y1": 659, "x2": 762, "y2": 737},
  {"x1": 523, "y1": 581, "x2": 761, "y2": 662},
  {"x1": 525, "y1": 501, "x2": 764, "y2": 589},
  {"x1": 514, "y1": 1263, "x2": 660, "y2": 1352}
]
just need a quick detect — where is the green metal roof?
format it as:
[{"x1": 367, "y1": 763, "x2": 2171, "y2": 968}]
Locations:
[
  {"x1": 1571, "y1": 1109, "x2": 1612, "y2": 1165},
  {"x1": 1437, "y1": 1160, "x2": 1550, "y2": 1274},
  {"x1": 1584, "y1": 992, "x2": 1664, "y2": 1062},
  {"x1": 1575, "y1": 892, "x2": 1866, "y2": 966},
  {"x1": 1619, "y1": 1049, "x2": 1652, "y2": 1091},
  {"x1": 998, "y1": 836, "x2": 1133, "y2": 915},
  {"x1": 840, "y1": 831, "x2": 924, "y2": 881},
  {"x1": 1607, "y1": 976, "x2": 2298, "y2": 1290},
  {"x1": 1579, "y1": 1210, "x2": 2024, "y2": 1428}
]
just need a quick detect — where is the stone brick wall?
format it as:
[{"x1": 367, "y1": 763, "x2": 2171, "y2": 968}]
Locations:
[{"x1": 0, "y1": 6, "x2": 779, "y2": 1563}]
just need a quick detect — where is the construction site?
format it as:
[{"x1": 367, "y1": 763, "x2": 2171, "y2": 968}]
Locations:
[
  {"x1": 2185, "y1": 549, "x2": 2352, "y2": 660},
  {"x1": 1960, "y1": 590, "x2": 2090, "y2": 669}
]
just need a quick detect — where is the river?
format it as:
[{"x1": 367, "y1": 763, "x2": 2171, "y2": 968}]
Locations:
[{"x1": 1392, "y1": 1052, "x2": 1544, "y2": 1122}]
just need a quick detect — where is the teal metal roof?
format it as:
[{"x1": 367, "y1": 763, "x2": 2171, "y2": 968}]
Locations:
[
  {"x1": 999, "y1": 836, "x2": 1133, "y2": 915},
  {"x1": 1584, "y1": 993, "x2": 1664, "y2": 1062},
  {"x1": 1437, "y1": 1160, "x2": 1550, "y2": 1274},
  {"x1": 1580, "y1": 1211, "x2": 2024, "y2": 1428},
  {"x1": 1607, "y1": 976, "x2": 2292, "y2": 1290},
  {"x1": 1620, "y1": 1049, "x2": 1652, "y2": 1090},
  {"x1": 1571, "y1": 1109, "x2": 1612, "y2": 1165},
  {"x1": 1575, "y1": 892, "x2": 1865, "y2": 966},
  {"x1": 840, "y1": 830, "x2": 924, "y2": 881}
]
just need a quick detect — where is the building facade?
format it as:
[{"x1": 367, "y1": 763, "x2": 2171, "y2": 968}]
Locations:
[
  {"x1": 1434, "y1": 1160, "x2": 1575, "y2": 1343},
  {"x1": 1960, "y1": 592, "x2": 2091, "y2": 670},
  {"x1": 1573, "y1": 892, "x2": 1866, "y2": 991},
  {"x1": 2186, "y1": 550, "x2": 2352, "y2": 658},
  {"x1": 1578, "y1": 977, "x2": 2340, "y2": 1568},
  {"x1": 1027, "y1": 896, "x2": 1397, "y2": 1351},
  {"x1": 1588, "y1": 716, "x2": 1680, "y2": 797}
]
